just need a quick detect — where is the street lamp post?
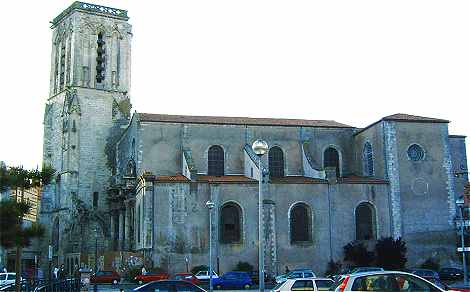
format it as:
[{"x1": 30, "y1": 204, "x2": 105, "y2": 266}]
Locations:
[
  {"x1": 252, "y1": 139, "x2": 269, "y2": 292},
  {"x1": 206, "y1": 200, "x2": 215, "y2": 292},
  {"x1": 457, "y1": 197, "x2": 467, "y2": 285},
  {"x1": 94, "y1": 226, "x2": 98, "y2": 292}
]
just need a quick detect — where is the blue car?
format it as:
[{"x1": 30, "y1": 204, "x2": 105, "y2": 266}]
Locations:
[
  {"x1": 132, "y1": 280, "x2": 206, "y2": 291},
  {"x1": 212, "y1": 272, "x2": 253, "y2": 290}
]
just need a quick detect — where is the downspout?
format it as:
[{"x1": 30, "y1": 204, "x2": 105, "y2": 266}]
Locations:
[{"x1": 327, "y1": 184, "x2": 333, "y2": 261}]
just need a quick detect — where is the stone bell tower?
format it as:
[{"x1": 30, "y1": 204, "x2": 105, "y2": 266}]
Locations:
[{"x1": 41, "y1": 2, "x2": 132, "y2": 268}]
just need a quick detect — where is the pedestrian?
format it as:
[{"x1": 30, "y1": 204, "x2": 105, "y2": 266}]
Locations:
[
  {"x1": 285, "y1": 266, "x2": 290, "y2": 274},
  {"x1": 53, "y1": 266, "x2": 59, "y2": 279},
  {"x1": 58, "y1": 264, "x2": 66, "y2": 280},
  {"x1": 141, "y1": 266, "x2": 147, "y2": 275}
]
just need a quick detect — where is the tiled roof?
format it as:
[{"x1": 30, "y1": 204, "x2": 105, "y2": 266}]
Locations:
[
  {"x1": 382, "y1": 114, "x2": 449, "y2": 123},
  {"x1": 269, "y1": 176, "x2": 327, "y2": 184},
  {"x1": 139, "y1": 113, "x2": 353, "y2": 128},
  {"x1": 197, "y1": 175, "x2": 257, "y2": 183},
  {"x1": 338, "y1": 176, "x2": 389, "y2": 184},
  {"x1": 355, "y1": 113, "x2": 449, "y2": 136},
  {"x1": 155, "y1": 174, "x2": 189, "y2": 182}
]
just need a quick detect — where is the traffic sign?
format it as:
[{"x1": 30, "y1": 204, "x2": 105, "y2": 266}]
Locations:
[{"x1": 457, "y1": 247, "x2": 470, "y2": 252}]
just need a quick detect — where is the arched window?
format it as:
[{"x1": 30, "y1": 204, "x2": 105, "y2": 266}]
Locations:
[
  {"x1": 220, "y1": 203, "x2": 242, "y2": 243},
  {"x1": 324, "y1": 147, "x2": 340, "y2": 177},
  {"x1": 208, "y1": 145, "x2": 224, "y2": 176},
  {"x1": 355, "y1": 202, "x2": 376, "y2": 240},
  {"x1": 96, "y1": 32, "x2": 106, "y2": 84},
  {"x1": 290, "y1": 203, "x2": 311, "y2": 243},
  {"x1": 363, "y1": 142, "x2": 374, "y2": 176},
  {"x1": 269, "y1": 146, "x2": 284, "y2": 177}
]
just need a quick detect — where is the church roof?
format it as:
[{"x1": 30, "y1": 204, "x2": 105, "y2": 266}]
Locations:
[
  {"x1": 382, "y1": 113, "x2": 449, "y2": 123},
  {"x1": 138, "y1": 113, "x2": 353, "y2": 128},
  {"x1": 355, "y1": 113, "x2": 449, "y2": 136}
]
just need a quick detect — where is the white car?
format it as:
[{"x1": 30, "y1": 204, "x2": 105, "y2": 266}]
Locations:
[
  {"x1": 276, "y1": 270, "x2": 317, "y2": 284},
  {"x1": 194, "y1": 270, "x2": 219, "y2": 281},
  {"x1": 332, "y1": 270, "x2": 457, "y2": 292},
  {"x1": 0, "y1": 273, "x2": 19, "y2": 286},
  {"x1": 272, "y1": 277, "x2": 334, "y2": 291}
]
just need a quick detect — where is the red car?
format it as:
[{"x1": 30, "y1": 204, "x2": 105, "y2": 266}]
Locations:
[
  {"x1": 174, "y1": 273, "x2": 200, "y2": 285},
  {"x1": 134, "y1": 272, "x2": 169, "y2": 284},
  {"x1": 90, "y1": 270, "x2": 121, "y2": 284}
]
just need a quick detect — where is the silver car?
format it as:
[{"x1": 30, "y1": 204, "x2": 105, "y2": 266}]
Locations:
[
  {"x1": 272, "y1": 277, "x2": 334, "y2": 291},
  {"x1": 332, "y1": 270, "x2": 452, "y2": 291},
  {"x1": 275, "y1": 269, "x2": 317, "y2": 284}
]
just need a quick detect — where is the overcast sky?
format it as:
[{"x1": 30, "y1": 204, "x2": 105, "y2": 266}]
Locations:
[{"x1": 0, "y1": 0, "x2": 469, "y2": 169}]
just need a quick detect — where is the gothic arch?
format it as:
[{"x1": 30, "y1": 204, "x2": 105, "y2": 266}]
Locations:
[
  {"x1": 288, "y1": 202, "x2": 313, "y2": 243},
  {"x1": 354, "y1": 201, "x2": 377, "y2": 240},
  {"x1": 220, "y1": 201, "x2": 243, "y2": 244}
]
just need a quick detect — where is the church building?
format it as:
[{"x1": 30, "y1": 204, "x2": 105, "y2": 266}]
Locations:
[{"x1": 39, "y1": 2, "x2": 469, "y2": 275}]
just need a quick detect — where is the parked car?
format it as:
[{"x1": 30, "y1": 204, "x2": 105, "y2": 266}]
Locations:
[
  {"x1": 349, "y1": 267, "x2": 384, "y2": 274},
  {"x1": 440, "y1": 267, "x2": 465, "y2": 281},
  {"x1": 332, "y1": 271, "x2": 448, "y2": 292},
  {"x1": 410, "y1": 268, "x2": 445, "y2": 288},
  {"x1": 449, "y1": 286, "x2": 470, "y2": 292},
  {"x1": 212, "y1": 271, "x2": 253, "y2": 290},
  {"x1": 276, "y1": 269, "x2": 316, "y2": 284},
  {"x1": 247, "y1": 270, "x2": 271, "y2": 284},
  {"x1": 194, "y1": 270, "x2": 219, "y2": 281},
  {"x1": 132, "y1": 280, "x2": 206, "y2": 291},
  {"x1": 174, "y1": 273, "x2": 200, "y2": 285},
  {"x1": 0, "y1": 273, "x2": 18, "y2": 286},
  {"x1": 272, "y1": 277, "x2": 334, "y2": 291},
  {"x1": 134, "y1": 271, "x2": 169, "y2": 284},
  {"x1": 90, "y1": 270, "x2": 121, "y2": 284}
]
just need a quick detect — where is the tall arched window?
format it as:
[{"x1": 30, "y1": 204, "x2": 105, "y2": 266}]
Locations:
[
  {"x1": 324, "y1": 147, "x2": 340, "y2": 177},
  {"x1": 208, "y1": 145, "x2": 224, "y2": 176},
  {"x1": 269, "y1": 146, "x2": 284, "y2": 177},
  {"x1": 52, "y1": 217, "x2": 60, "y2": 252},
  {"x1": 290, "y1": 203, "x2": 311, "y2": 243},
  {"x1": 363, "y1": 142, "x2": 374, "y2": 176},
  {"x1": 220, "y1": 203, "x2": 242, "y2": 243},
  {"x1": 355, "y1": 202, "x2": 376, "y2": 240}
]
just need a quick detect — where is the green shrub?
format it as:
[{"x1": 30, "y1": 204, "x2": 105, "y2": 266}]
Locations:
[
  {"x1": 420, "y1": 258, "x2": 440, "y2": 271},
  {"x1": 325, "y1": 260, "x2": 342, "y2": 277},
  {"x1": 234, "y1": 261, "x2": 254, "y2": 272},
  {"x1": 343, "y1": 241, "x2": 375, "y2": 267},
  {"x1": 123, "y1": 267, "x2": 141, "y2": 282},
  {"x1": 375, "y1": 237, "x2": 407, "y2": 270},
  {"x1": 191, "y1": 265, "x2": 208, "y2": 275}
]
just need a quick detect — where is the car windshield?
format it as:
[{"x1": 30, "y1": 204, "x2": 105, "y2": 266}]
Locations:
[
  {"x1": 0, "y1": 274, "x2": 6, "y2": 280},
  {"x1": 273, "y1": 282, "x2": 285, "y2": 290}
]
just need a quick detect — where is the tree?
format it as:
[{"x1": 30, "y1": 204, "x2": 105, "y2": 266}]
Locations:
[
  {"x1": 0, "y1": 164, "x2": 53, "y2": 292},
  {"x1": 343, "y1": 241, "x2": 375, "y2": 267},
  {"x1": 234, "y1": 261, "x2": 254, "y2": 272},
  {"x1": 375, "y1": 237, "x2": 407, "y2": 270}
]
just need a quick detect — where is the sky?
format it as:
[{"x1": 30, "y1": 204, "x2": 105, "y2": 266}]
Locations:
[{"x1": 0, "y1": 0, "x2": 469, "y2": 169}]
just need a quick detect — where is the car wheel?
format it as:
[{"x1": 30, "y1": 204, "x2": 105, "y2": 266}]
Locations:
[
  {"x1": 113, "y1": 279, "x2": 118, "y2": 285},
  {"x1": 244, "y1": 284, "x2": 251, "y2": 289},
  {"x1": 139, "y1": 280, "x2": 143, "y2": 284},
  {"x1": 215, "y1": 284, "x2": 222, "y2": 290}
]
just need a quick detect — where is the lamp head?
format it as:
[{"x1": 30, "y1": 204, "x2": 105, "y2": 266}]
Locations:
[
  {"x1": 206, "y1": 200, "x2": 215, "y2": 210},
  {"x1": 252, "y1": 139, "x2": 269, "y2": 156}
]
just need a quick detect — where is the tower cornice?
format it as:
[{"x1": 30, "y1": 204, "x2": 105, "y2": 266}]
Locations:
[{"x1": 51, "y1": 1, "x2": 129, "y2": 28}]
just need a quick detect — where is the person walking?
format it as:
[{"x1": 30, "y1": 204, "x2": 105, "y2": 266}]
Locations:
[
  {"x1": 141, "y1": 266, "x2": 147, "y2": 275},
  {"x1": 53, "y1": 266, "x2": 59, "y2": 279}
]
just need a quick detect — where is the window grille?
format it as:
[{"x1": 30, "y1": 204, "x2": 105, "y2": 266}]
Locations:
[
  {"x1": 407, "y1": 144, "x2": 425, "y2": 161},
  {"x1": 291, "y1": 203, "x2": 311, "y2": 243},
  {"x1": 356, "y1": 203, "x2": 375, "y2": 240},
  {"x1": 269, "y1": 146, "x2": 284, "y2": 177},
  {"x1": 93, "y1": 192, "x2": 99, "y2": 208},
  {"x1": 208, "y1": 145, "x2": 224, "y2": 176},
  {"x1": 96, "y1": 32, "x2": 106, "y2": 84},
  {"x1": 220, "y1": 203, "x2": 242, "y2": 243},
  {"x1": 363, "y1": 142, "x2": 374, "y2": 176}
]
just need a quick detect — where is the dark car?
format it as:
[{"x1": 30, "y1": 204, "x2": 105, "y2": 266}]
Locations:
[
  {"x1": 247, "y1": 271, "x2": 270, "y2": 285},
  {"x1": 212, "y1": 271, "x2": 253, "y2": 290},
  {"x1": 410, "y1": 268, "x2": 445, "y2": 288},
  {"x1": 439, "y1": 267, "x2": 465, "y2": 281},
  {"x1": 132, "y1": 280, "x2": 206, "y2": 292},
  {"x1": 90, "y1": 270, "x2": 120, "y2": 284}
]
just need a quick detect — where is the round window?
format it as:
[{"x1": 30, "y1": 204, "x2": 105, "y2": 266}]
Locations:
[{"x1": 407, "y1": 144, "x2": 425, "y2": 161}]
